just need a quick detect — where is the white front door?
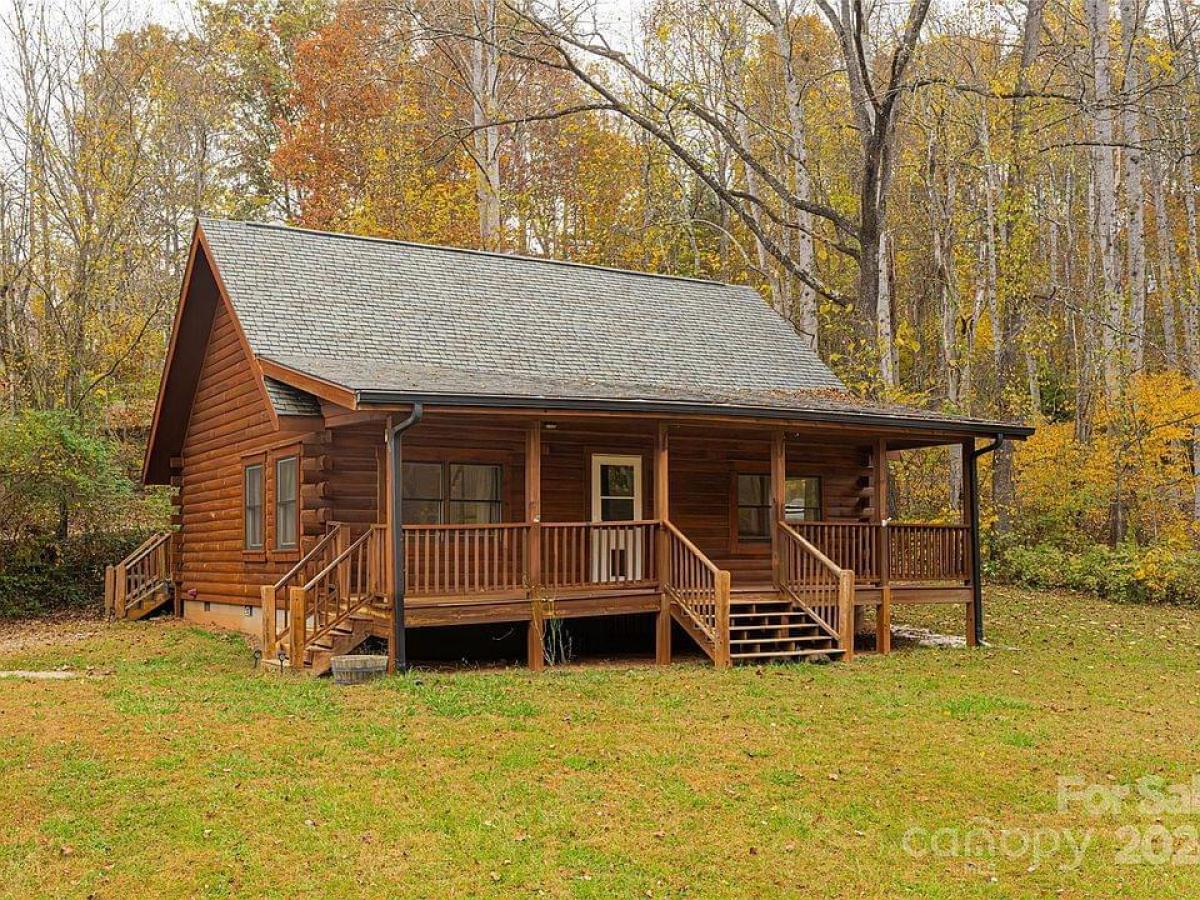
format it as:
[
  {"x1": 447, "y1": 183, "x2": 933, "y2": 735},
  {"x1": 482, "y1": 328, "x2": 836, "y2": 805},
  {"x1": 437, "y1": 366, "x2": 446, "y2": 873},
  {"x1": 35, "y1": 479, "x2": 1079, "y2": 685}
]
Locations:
[{"x1": 590, "y1": 455, "x2": 644, "y2": 582}]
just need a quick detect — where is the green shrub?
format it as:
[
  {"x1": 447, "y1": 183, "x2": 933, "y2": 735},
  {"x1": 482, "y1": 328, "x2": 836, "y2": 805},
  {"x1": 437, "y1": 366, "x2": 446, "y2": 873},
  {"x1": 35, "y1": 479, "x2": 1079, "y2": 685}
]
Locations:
[
  {"x1": 0, "y1": 531, "x2": 153, "y2": 618},
  {"x1": 988, "y1": 539, "x2": 1200, "y2": 606}
]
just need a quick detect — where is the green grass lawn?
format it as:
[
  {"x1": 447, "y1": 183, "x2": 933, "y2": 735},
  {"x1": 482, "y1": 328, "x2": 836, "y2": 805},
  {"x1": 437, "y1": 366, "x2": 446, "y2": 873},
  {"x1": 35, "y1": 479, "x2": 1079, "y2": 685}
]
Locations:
[{"x1": 2, "y1": 587, "x2": 1199, "y2": 898}]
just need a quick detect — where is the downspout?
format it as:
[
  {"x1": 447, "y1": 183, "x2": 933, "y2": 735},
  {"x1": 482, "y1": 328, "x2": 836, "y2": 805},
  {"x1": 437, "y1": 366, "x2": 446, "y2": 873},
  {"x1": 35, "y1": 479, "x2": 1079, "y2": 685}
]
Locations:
[
  {"x1": 387, "y1": 403, "x2": 424, "y2": 673},
  {"x1": 968, "y1": 434, "x2": 1005, "y2": 646}
]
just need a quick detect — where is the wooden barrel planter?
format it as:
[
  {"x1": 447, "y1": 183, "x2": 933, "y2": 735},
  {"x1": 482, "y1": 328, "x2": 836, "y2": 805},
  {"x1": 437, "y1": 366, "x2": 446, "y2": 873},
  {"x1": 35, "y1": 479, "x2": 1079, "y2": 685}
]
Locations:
[{"x1": 330, "y1": 655, "x2": 387, "y2": 685}]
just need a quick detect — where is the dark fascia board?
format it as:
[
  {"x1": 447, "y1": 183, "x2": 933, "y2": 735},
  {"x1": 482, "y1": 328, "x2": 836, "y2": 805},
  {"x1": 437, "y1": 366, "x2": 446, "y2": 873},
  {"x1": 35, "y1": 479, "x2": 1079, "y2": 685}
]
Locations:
[{"x1": 353, "y1": 389, "x2": 1035, "y2": 439}]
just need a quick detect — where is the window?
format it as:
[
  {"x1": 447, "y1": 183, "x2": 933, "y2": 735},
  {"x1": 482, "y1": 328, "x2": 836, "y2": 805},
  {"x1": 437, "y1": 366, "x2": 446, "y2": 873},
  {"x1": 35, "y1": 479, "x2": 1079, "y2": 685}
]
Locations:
[
  {"x1": 736, "y1": 473, "x2": 822, "y2": 540},
  {"x1": 448, "y1": 463, "x2": 502, "y2": 523},
  {"x1": 736, "y1": 474, "x2": 771, "y2": 541},
  {"x1": 784, "y1": 476, "x2": 821, "y2": 522},
  {"x1": 244, "y1": 463, "x2": 264, "y2": 549},
  {"x1": 275, "y1": 456, "x2": 299, "y2": 549},
  {"x1": 592, "y1": 455, "x2": 642, "y2": 522},
  {"x1": 402, "y1": 462, "x2": 502, "y2": 524},
  {"x1": 402, "y1": 461, "x2": 445, "y2": 524}
]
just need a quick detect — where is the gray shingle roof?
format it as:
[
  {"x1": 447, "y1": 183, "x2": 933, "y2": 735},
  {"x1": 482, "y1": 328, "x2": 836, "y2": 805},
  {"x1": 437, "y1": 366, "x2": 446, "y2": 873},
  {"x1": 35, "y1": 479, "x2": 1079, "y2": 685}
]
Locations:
[
  {"x1": 261, "y1": 353, "x2": 1028, "y2": 432},
  {"x1": 200, "y1": 218, "x2": 845, "y2": 403},
  {"x1": 199, "y1": 219, "x2": 1029, "y2": 436},
  {"x1": 263, "y1": 376, "x2": 321, "y2": 417}
]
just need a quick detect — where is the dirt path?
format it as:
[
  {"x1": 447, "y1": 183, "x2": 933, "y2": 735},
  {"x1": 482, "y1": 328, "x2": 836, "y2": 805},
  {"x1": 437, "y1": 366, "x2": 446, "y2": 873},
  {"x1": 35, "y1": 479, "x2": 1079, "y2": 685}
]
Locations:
[{"x1": 0, "y1": 612, "x2": 105, "y2": 655}]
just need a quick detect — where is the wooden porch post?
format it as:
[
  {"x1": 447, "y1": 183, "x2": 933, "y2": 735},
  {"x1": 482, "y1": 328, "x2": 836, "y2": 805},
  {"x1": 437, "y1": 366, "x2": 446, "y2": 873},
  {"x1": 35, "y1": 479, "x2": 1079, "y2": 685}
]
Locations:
[
  {"x1": 104, "y1": 565, "x2": 115, "y2": 617},
  {"x1": 114, "y1": 562, "x2": 127, "y2": 620},
  {"x1": 289, "y1": 587, "x2": 306, "y2": 670},
  {"x1": 874, "y1": 438, "x2": 891, "y2": 654},
  {"x1": 715, "y1": 569, "x2": 732, "y2": 668},
  {"x1": 261, "y1": 584, "x2": 276, "y2": 654},
  {"x1": 962, "y1": 438, "x2": 979, "y2": 648},
  {"x1": 526, "y1": 421, "x2": 544, "y2": 671},
  {"x1": 654, "y1": 423, "x2": 671, "y2": 665},
  {"x1": 769, "y1": 431, "x2": 786, "y2": 585}
]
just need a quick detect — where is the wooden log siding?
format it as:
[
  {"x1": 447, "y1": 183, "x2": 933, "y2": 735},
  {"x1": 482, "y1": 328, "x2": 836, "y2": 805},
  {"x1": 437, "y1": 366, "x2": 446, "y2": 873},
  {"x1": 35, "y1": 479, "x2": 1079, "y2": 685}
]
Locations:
[
  {"x1": 668, "y1": 429, "x2": 875, "y2": 583},
  {"x1": 177, "y1": 297, "x2": 311, "y2": 606}
]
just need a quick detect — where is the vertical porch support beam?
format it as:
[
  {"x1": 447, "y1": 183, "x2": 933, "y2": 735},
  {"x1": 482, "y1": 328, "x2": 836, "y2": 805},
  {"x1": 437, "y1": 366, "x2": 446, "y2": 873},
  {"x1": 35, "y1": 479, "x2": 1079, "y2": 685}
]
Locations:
[
  {"x1": 874, "y1": 437, "x2": 891, "y2": 654},
  {"x1": 962, "y1": 438, "x2": 981, "y2": 647},
  {"x1": 526, "y1": 421, "x2": 544, "y2": 671},
  {"x1": 654, "y1": 423, "x2": 671, "y2": 665},
  {"x1": 289, "y1": 587, "x2": 306, "y2": 670},
  {"x1": 769, "y1": 430, "x2": 787, "y2": 585},
  {"x1": 261, "y1": 585, "x2": 276, "y2": 655},
  {"x1": 387, "y1": 404, "x2": 423, "y2": 674},
  {"x1": 716, "y1": 569, "x2": 732, "y2": 668},
  {"x1": 114, "y1": 562, "x2": 127, "y2": 619}
]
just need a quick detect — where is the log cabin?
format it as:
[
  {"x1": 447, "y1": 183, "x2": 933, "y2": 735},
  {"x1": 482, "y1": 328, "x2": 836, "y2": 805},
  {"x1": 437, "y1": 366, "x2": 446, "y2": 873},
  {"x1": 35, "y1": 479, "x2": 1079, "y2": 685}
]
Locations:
[{"x1": 108, "y1": 219, "x2": 1033, "y2": 673}]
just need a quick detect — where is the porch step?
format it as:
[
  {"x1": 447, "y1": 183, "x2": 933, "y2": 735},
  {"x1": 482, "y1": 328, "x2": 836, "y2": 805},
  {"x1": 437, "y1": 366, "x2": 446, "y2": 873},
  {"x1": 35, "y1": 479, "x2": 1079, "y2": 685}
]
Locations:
[
  {"x1": 270, "y1": 603, "x2": 375, "y2": 676},
  {"x1": 730, "y1": 633, "x2": 829, "y2": 646},
  {"x1": 730, "y1": 609, "x2": 818, "y2": 621},
  {"x1": 730, "y1": 647, "x2": 843, "y2": 661},
  {"x1": 726, "y1": 594, "x2": 840, "y2": 664},
  {"x1": 122, "y1": 586, "x2": 173, "y2": 621}
]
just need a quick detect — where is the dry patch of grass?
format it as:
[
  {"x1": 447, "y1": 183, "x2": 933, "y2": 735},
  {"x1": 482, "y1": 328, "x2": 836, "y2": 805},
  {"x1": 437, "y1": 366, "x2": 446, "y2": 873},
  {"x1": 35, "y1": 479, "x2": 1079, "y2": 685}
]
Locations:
[{"x1": 1, "y1": 587, "x2": 1199, "y2": 897}]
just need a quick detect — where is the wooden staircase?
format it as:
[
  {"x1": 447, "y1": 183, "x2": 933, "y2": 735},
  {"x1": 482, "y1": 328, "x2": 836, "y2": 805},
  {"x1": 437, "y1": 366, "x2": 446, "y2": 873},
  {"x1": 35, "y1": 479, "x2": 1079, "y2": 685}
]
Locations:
[
  {"x1": 105, "y1": 532, "x2": 176, "y2": 620},
  {"x1": 264, "y1": 606, "x2": 374, "y2": 676},
  {"x1": 728, "y1": 592, "x2": 842, "y2": 663},
  {"x1": 262, "y1": 524, "x2": 387, "y2": 675},
  {"x1": 663, "y1": 518, "x2": 857, "y2": 668}
]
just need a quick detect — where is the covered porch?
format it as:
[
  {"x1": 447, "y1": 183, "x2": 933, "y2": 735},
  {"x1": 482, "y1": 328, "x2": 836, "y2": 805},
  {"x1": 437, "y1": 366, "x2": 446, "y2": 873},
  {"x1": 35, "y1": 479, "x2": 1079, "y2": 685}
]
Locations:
[{"x1": 260, "y1": 409, "x2": 987, "y2": 671}]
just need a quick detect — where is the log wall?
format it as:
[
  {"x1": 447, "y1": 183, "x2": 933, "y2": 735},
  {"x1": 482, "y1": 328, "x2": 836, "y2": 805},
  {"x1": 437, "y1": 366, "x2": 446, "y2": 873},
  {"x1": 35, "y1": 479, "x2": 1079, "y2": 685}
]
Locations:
[{"x1": 177, "y1": 298, "x2": 314, "y2": 606}]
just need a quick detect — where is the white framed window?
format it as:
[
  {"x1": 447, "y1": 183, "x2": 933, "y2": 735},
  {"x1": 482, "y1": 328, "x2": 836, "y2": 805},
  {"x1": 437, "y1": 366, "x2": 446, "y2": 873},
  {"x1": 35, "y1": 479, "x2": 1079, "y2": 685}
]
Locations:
[
  {"x1": 274, "y1": 456, "x2": 299, "y2": 549},
  {"x1": 244, "y1": 463, "x2": 264, "y2": 550}
]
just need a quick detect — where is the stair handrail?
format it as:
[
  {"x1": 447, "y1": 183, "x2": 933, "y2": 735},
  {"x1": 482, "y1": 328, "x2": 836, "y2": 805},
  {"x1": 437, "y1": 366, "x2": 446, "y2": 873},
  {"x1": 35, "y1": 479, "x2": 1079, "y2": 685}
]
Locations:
[
  {"x1": 777, "y1": 521, "x2": 855, "y2": 658},
  {"x1": 262, "y1": 522, "x2": 345, "y2": 656},
  {"x1": 289, "y1": 525, "x2": 384, "y2": 667},
  {"x1": 106, "y1": 531, "x2": 174, "y2": 618},
  {"x1": 660, "y1": 519, "x2": 731, "y2": 667}
]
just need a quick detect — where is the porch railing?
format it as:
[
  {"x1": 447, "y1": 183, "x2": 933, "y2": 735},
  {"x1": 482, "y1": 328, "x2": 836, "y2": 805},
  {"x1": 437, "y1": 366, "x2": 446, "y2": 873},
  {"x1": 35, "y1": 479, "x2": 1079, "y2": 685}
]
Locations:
[
  {"x1": 542, "y1": 521, "x2": 659, "y2": 592},
  {"x1": 887, "y1": 523, "x2": 970, "y2": 582},
  {"x1": 777, "y1": 522, "x2": 854, "y2": 657},
  {"x1": 790, "y1": 521, "x2": 879, "y2": 583},
  {"x1": 105, "y1": 531, "x2": 174, "y2": 618},
  {"x1": 262, "y1": 523, "x2": 345, "y2": 656},
  {"x1": 289, "y1": 525, "x2": 386, "y2": 668},
  {"x1": 787, "y1": 521, "x2": 971, "y2": 585},
  {"x1": 662, "y1": 520, "x2": 730, "y2": 666},
  {"x1": 404, "y1": 522, "x2": 530, "y2": 598}
]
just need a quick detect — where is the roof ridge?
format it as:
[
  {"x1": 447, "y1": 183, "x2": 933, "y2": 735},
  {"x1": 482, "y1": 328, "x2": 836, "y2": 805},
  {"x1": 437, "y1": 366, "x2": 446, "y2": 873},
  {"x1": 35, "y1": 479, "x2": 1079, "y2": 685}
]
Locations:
[{"x1": 200, "y1": 217, "x2": 751, "y2": 291}]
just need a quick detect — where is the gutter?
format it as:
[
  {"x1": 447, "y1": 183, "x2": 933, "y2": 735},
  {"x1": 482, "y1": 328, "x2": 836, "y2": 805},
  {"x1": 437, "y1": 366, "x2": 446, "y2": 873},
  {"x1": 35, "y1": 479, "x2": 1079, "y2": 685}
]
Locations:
[
  {"x1": 355, "y1": 390, "x2": 1035, "y2": 439},
  {"x1": 387, "y1": 403, "x2": 424, "y2": 673},
  {"x1": 967, "y1": 435, "x2": 1006, "y2": 646}
]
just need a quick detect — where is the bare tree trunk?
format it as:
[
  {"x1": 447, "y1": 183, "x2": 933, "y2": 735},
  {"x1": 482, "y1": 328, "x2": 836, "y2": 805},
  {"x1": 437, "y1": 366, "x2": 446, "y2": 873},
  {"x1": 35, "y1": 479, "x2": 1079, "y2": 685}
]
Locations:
[
  {"x1": 1120, "y1": 0, "x2": 1147, "y2": 372},
  {"x1": 816, "y1": 0, "x2": 931, "y2": 383},
  {"x1": 877, "y1": 231, "x2": 896, "y2": 386},
  {"x1": 1149, "y1": 152, "x2": 1179, "y2": 367},
  {"x1": 768, "y1": 1, "x2": 818, "y2": 350},
  {"x1": 1087, "y1": 0, "x2": 1123, "y2": 397},
  {"x1": 471, "y1": 0, "x2": 502, "y2": 249}
]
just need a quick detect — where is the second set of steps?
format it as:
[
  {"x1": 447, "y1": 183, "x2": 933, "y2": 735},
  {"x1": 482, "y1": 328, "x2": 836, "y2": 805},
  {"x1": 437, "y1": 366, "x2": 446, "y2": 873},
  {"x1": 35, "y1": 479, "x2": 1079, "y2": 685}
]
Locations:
[
  {"x1": 728, "y1": 592, "x2": 842, "y2": 664},
  {"x1": 264, "y1": 606, "x2": 374, "y2": 676}
]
